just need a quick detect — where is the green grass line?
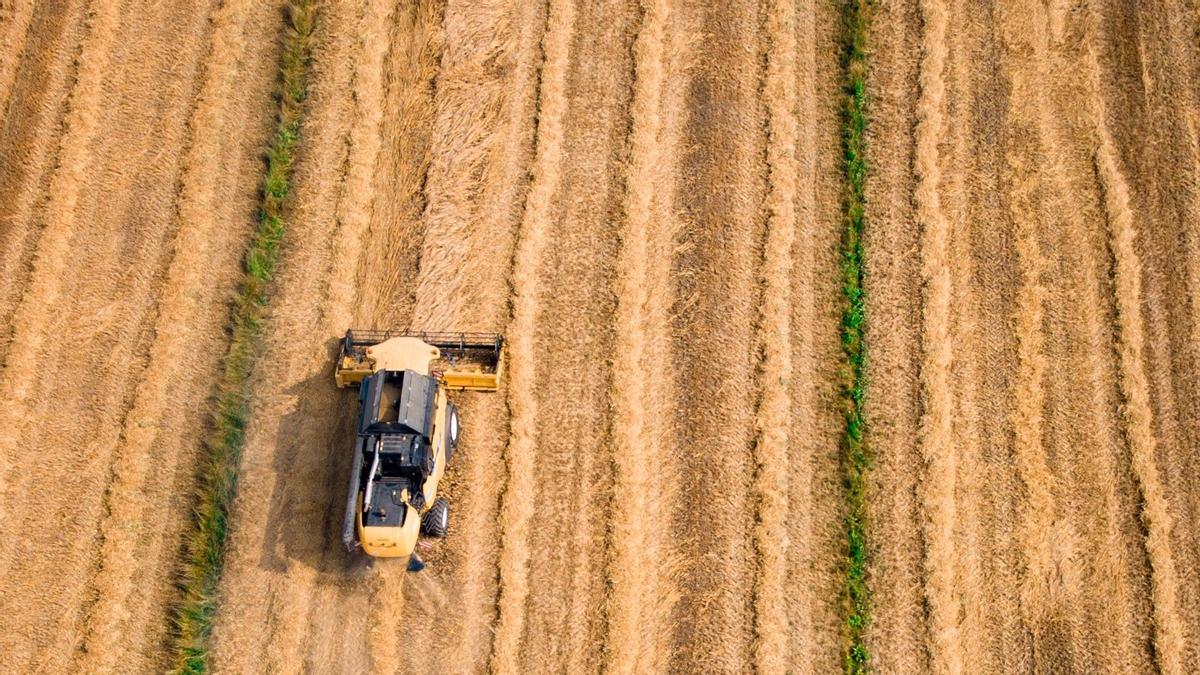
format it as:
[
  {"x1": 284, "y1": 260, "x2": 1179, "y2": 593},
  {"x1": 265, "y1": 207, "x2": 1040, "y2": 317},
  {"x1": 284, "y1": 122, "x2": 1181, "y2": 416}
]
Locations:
[
  {"x1": 839, "y1": 0, "x2": 873, "y2": 672},
  {"x1": 169, "y1": 3, "x2": 316, "y2": 672}
]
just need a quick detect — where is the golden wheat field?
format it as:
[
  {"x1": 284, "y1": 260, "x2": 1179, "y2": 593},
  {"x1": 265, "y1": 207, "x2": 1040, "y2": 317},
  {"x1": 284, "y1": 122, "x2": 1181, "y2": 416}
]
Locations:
[{"x1": 0, "y1": 1, "x2": 1197, "y2": 673}]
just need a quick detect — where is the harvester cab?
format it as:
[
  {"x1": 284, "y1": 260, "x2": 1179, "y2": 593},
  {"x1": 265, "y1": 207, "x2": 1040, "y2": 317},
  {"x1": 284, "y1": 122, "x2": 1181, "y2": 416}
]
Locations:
[{"x1": 334, "y1": 330, "x2": 502, "y2": 571}]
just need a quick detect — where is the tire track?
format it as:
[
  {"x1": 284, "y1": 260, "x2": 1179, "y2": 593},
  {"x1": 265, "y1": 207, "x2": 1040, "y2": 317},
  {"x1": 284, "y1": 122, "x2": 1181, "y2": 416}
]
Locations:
[
  {"x1": 74, "y1": 1, "x2": 274, "y2": 669},
  {"x1": 913, "y1": 0, "x2": 962, "y2": 671},
  {"x1": 0, "y1": 0, "x2": 35, "y2": 115},
  {"x1": 1084, "y1": 16, "x2": 1186, "y2": 668},
  {"x1": 751, "y1": 0, "x2": 797, "y2": 669},
  {"x1": 0, "y1": 0, "x2": 122, "y2": 530},
  {"x1": 604, "y1": 1, "x2": 682, "y2": 671},
  {"x1": 0, "y1": 0, "x2": 87, "y2": 363},
  {"x1": 488, "y1": 0, "x2": 573, "y2": 670}
]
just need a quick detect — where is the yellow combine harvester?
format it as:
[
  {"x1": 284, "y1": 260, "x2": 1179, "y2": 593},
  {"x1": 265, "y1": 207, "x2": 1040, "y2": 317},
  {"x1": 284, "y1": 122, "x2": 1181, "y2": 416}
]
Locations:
[{"x1": 335, "y1": 330, "x2": 502, "y2": 571}]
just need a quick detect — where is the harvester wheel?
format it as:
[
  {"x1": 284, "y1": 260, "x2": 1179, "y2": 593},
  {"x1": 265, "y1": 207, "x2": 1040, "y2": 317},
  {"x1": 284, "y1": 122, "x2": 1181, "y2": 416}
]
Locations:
[
  {"x1": 448, "y1": 405, "x2": 460, "y2": 449},
  {"x1": 422, "y1": 497, "x2": 449, "y2": 538}
]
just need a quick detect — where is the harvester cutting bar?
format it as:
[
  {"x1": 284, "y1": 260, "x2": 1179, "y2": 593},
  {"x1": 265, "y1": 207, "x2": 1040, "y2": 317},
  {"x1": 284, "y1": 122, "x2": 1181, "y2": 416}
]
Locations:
[
  {"x1": 336, "y1": 329, "x2": 504, "y2": 391},
  {"x1": 342, "y1": 329, "x2": 502, "y2": 360}
]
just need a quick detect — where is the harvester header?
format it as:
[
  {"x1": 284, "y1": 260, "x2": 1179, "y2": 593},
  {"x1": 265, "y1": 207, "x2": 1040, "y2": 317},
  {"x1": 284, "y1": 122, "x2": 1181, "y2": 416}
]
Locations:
[{"x1": 335, "y1": 329, "x2": 504, "y2": 391}]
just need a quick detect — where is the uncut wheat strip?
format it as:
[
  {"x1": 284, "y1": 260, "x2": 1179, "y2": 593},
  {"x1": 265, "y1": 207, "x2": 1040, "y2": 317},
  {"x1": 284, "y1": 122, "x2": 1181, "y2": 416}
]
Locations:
[
  {"x1": 0, "y1": 0, "x2": 35, "y2": 115},
  {"x1": 1082, "y1": 15, "x2": 1186, "y2": 671},
  {"x1": 309, "y1": 4, "x2": 444, "y2": 671},
  {"x1": 488, "y1": 0, "x2": 575, "y2": 671},
  {"x1": 0, "y1": 0, "x2": 121, "y2": 566},
  {"x1": 412, "y1": 0, "x2": 543, "y2": 331},
  {"x1": 72, "y1": 0, "x2": 257, "y2": 669},
  {"x1": 751, "y1": 0, "x2": 798, "y2": 670}
]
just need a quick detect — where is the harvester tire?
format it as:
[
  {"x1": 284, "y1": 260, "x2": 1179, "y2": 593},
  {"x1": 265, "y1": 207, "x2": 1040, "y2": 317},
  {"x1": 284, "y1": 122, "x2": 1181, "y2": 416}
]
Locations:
[{"x1": 422, "y1": 497, "x2": 449, "y2": 538}]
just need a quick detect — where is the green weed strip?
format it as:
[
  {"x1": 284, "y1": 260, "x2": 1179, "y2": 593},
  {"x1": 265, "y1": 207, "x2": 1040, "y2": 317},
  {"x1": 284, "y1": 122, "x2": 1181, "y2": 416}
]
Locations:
[
  {"x1": 170, "y1": 3, "x2": 316, "y2": 672},
  {"x1": 839, "y1": 0, "x2": 872, "y2": 672}
]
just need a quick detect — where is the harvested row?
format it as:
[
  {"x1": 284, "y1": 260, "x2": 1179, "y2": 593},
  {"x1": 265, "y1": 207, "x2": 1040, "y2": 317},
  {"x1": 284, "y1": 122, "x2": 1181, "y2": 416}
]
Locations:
[
  {"x1": 79, "y1": 0, "x2": 284, "y2": 669},
  {"x1": 209, "y1": 0, "x2": 550, "y2": 671},
  {"x1": 751, "y1": 0, "x2": 800, "y2": 668},
  {"x1": 1084, "y1": 3, "x2": 1185, "y2": 667},
  {"x1": 489, "y1": 0, "x2": 575, "y2": 668},
  {"x1": 911, "y1": 0, "x2": 962, "y2": 671},
  {"x1": 0, "y1": 0, "x2": 283, "y2": 671},
  {"x1": 866, "y1": 0, "x2": 1198, "y2": 671},
  {"x1": 511, "y1": 0, "x2": 634, "y2": 669},
  {"x1": 603, "y1": 1, "x2": 684, "y2": 671},
  {"x1": 787, "y1": 1, "x2": 847, "y2": 672},
  {"x1": 859, "y1": 0, "x2": 926, "y2": 668},
  {"x1": 1095, "y1": 1, "x2": 1200, "y2": 668}
]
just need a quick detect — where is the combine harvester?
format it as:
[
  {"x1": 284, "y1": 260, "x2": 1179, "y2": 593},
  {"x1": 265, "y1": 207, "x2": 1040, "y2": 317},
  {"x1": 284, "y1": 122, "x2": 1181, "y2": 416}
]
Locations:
[{"x1": 334, "y1": 330, "x2": 503, "y2": 571}]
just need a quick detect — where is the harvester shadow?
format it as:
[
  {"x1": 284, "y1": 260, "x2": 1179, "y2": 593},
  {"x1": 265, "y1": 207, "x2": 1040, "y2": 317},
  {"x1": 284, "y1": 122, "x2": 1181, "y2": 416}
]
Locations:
[{"x1": 258, "y1": 347, "x2": 373, "y2": 583}]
